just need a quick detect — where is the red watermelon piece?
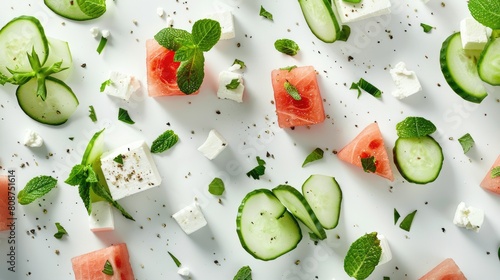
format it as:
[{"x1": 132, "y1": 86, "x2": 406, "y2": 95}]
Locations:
[
  {"x1": 418, "y1": 258, "x2": 467, "y2": 280},
  {"x1": 480, "y1": 155, "x2": 500, "y2": 195},
  {"x1": 0, "y1": 175, "x2": 12, "y2": 231},
  {"x1": 71, "y1": 243, "x2": 135, "y2": 280},
  {"x1": 271, "y1": 66, "x2": 325, "y2": 128},
  {"x1": 337, "y1": 122, "x2": 394, "y2": 181}
]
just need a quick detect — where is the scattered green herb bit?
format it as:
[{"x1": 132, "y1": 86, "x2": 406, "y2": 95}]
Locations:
[
  {"x1": 96, "y1": 37, "x2": 108, "y2": 54},
  {"x1": 69, "y1": 137, "x2": 74, "y2": 141},
  {"x1": 100, "y1": 79, "x2": 112, "y2": 92},
  {"x1": 226, "y1": 78, "x2": 240, "y2": 90},
  {"x1": 458, "y1": 133, "x2": 474, "y2": 154},
  {"x1": 357, "y1": 78, "x2": 382, "y2": 98},
  {"x1": 113, "y1": 154, "x2": 124, "y2": 165},
  {"x1": 150, "y1": 130, "x2": 179, "y2": 154},
  {"x1": 498, "y1": 246, "x2": 500, "y2": 262},
  {"x1": 53, "y1": 222, "x2": 68, "y2": 239},
  {"x1": 338, "y1": 25, "x2": 351, "y2": 41},
  {"x1": 17, "y1": 175, "x2": 57, "y2": 205},
  {"x1": 91, "y1": 182, "x2": 134, "y2": 220},
  {"x1": 246, "y1": 156, "x2": 266, "y2": 180},
  {"x1": 468, "y1": 0, "x2": 500, "y2": 29},
  {"x1": 344, "y1": 232, "x2": 382, "y2": 280},
  {"x1": 491, "y1": 167, "x2": 500, "y2": 178},
  {"x1": 383, "y1": 277, "x2": 391, "y2": 280},
  {"x1": 394, "y1": 208, "x2": 401, "y2": 225},
  {"x1": 233, "y1": 59, "x2": 246, "y2": 69},
  {"x1": 118, "y1": 108, "x2": 135, "y2": 124},
  {"x1": 102, "y1": 260, "x2": 114, "y2": 276},
  {"x1": 168, "y1": 251, "x2": 182, "y2": 268},
  {"x1": 284, "y1": 80, "x2": 301, "y2": 101},
  {"x1": 399, "y1": 210, "x2": 417, "y2": 232},
  {"x1": 274, "y1": 39, "x2": 300, "y2": 56},
  {"x1": 302, "y1": 148, "x2": 324, "y2": 167},
  {"x1": 89, "y1": 105, "x2": 97, "y2": 122},
  {"x1": 208, "y1": 177, "x2": 225, "y2": 195},
  {"x1": 361, "y1": 156, "x2": 376, "y2": 173},
  {"x1": 233, "y1": 265, "x2": 252, "y2": 280},
  {"x1": 420, "y1": 23, "x2": 434, "y2": 33},
  {"x1": 350, "y1": 82, "x2": 362, "y2": 98},
  {"x1": 396, "y1": 116, "x2": 437, "y2": 138},
  {"x1": 280, "y1": 65, "x2": 297, "y2": 72},
  {"x1": 259, "y1": 5, "x2": 273, "y2": 20},
  {"x1": 343, "y1": 0, "x2": 362, "y2": 3}
]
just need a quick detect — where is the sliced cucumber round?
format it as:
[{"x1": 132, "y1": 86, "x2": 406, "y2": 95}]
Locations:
[
  {"x1": 16, "y1": 76, "x2": 79, "y2": 125},
  {"x1": 440, "y1": 32, "x2": 487, "y2": 103},
  {"x1": 302, "y1": 175, "x2": 342, "y2": 230},
  {"x1": 478, "y1": 37, "x2": 500, "y2": 85},
  {"x1": 44, "y1": 0, "x2": 104, "y2": 21},
  {"x1": 236, "y1": 189, "x2": 302, "y2": 261},
  {"x1": 45, "y1": 37, "x2": 73, "y2": 81},
  {"x1": 393, "y1": 136, "x2": 444, "y2": 184},
  {"x1": 298, "y1": 0, "x2": 341, "y2": 43},
  {"x1": 0, "y1": 16, "x2": 48, "y2": 77},
  {"x1": 82, "y1": 129, "x2": 105, "y2": 165}
]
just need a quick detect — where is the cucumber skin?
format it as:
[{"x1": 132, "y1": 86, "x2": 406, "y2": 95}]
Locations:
[
  {"x1": 477, "y1": 37, "x2": 500, "y2": 86},
  {"x1": 440, "y1": 32, "x2": 487, "y2": 103},
  {"x1": 302, "y1": 175, "x2": 342, "y2": 230},
  {"x1": 44, "y1": 0, "x2": 100, "y2": 21},
  {"x1": 298, "y1": 0, "x2": 341, "y2": 43}
]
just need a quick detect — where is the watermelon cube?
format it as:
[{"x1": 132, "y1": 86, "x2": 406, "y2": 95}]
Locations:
[
  {"x1": 418, "y1": 258, "x2": 467, "y2": 280},
  {"x1": 480, "y1": 155, "x2": 500, "y2": 195},
  {"x1": 0, "y1": 175, "x2": 13, "y2": 232}
]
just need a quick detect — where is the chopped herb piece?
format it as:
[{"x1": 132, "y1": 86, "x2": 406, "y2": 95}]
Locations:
[
  {"x1": 343, "y1": 0, "x2": 361, "y2": 3},
  {"x1": 280, "y1": 65, "x2": 297, "y2": 72},
  {"x1": 69, "y1": 137, "x2": 74, "y2": 141},
  {"x1": 351, "y1": 78, "x2": 382, "y2": 98},
  {"x1": 100, "y1": 79, "x2": 112, "y2": 92},
  {"x1": 384, "y1": 277, "x2": 391, "y2": 280},
  {"x1": 399, "y1": 210, "x2": 417, "y2": 232},
  {"x1": 394, "y1": 208, "x2": 401, "y2": 225},
  {"x1": 350, "y1": 82, "x2": 362, "y2": 98},
  {"x1": 458, "y1": 133, "x2": 474, "y2": 154},
  {"x1": 150, "y1": 130, "x2": 179, "y2": 154},
  {"x1": 208, "y1": 178, "x2": 225, "y2": 195},
  {"x1": 17, "y1": 175, "x2": 58, "y2": 205},
  {"x1": 259, "y1": 5, "x2": 273, "y2": 20},
  {"x1": 91, "y1": 183, "x2": 134, "y2": 220},
  {"x1": 309, "y1": 232, "x2": 321, "y2": 241},
  {"x1": 53, "y1": 222, "x2": 68, "y2": 239},
  {"x1": 233, "y1": 59, "x2": 246, "y2": 69},
  {"x1": 491, "y1": 167, "x2": 500, "y2": 178},
  {"x1": 344, "y1": 232, "x2": 382, "y2": 280},
  {"x1": 113, "y1": 154, "x2": 123, "y2": 164},
  {"x1": 498, "y1": 246, "x2": 500, "y2": 262},
  {"x1": 302, "y1": 148, "x2": 324, "y2": 167},
  {"x1": 338, "y1": 25, "x2": 351, "y2": 41},
  {"x1": 118, "y1": 108, "x2": 135, "y2": 124},
  {"x1": 102, "y1": 260, "x2": 114, "y2": 276},
  {"x1": 226, "y1": 78, "x2": 240, "y2": 90},
  {"x1": 361, "y1": 156, "x2": 377, "y2": 173},
  {"x1": 274, "y1": 39, "x2": 300, "y2": 56},
  {"x1": 233, "y1": 265, "x2": 252, "y2": 280},
  {"x1": 420, "y1": 23, "x2": 434, "y2": 33},
  {"x1": 246, "y1": 156, "x2": 266, "y2": 180},
  {"x1": 96, "y1": 37, "x2": 108, "y2": 54},
  {"x1": 396, "y1": 117, "x2": 437, "y2": 138},
  {"x1": 89, "y1": 105, "x2": 97, "y2": 122},
  {"x1": 284, "y1": 80, "x2": 301, "y2": 101},
  {"x1": 168, "y1": 251, "x2": 182, "y2": 268}
]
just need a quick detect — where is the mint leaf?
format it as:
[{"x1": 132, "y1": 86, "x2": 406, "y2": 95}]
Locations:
[
  {"x1": 174, "y1": 45, "x2": 198, "y2": 62},
  {"x1": 118, "y1": 108, "x2": 135, "y2": 124},
  {"x1": 246, "y1": 156, "x2": 266, "y2": 180},
  {"x1": 65, "y1": 164, "x2": 87, "y2": 186},
  {"x1": 102, "y1": 260, "x2": 114, "y2": 276},
  {"x1": 77, "y1": 0, "x2": 106, "y2": 18},
  {"x1": 226, "y1": 78, "x2": 240, "y2": 90},
  {"x1": 274, "y1": 39, "x2": 300, "y2": 56},
  {"x1": 113, "y1": 154, "x2": 123, "y2": 164},
  {"x1": 302, "y1": 148, "x2": 324, "y2": 167},
  {"x1": 468, "y1": 0, "x2": 500, "y2": 29},
  {"x1": 208, "y1": 178, "x2": 225, "y2": 195},
  {"x1": 192, "y1": 19, "x2": 221, "y2": 52},
  {"x1": 89, "y1": 105, "x2": 97, "y2": 122},
  {"x1": 396, "y1": 117, "x2": 436, "y2": 138},
  {"x1": 91, "y1": 183, "x2": 134, "y2": 220},
  {"x1": 361, "y1": 156, "x2": 376, "y2": 173},
  {"x1": 177, "y1": 50, "x2": 205, "y2": 94},
  {"x1": 233, "y1": 265, "x2": 252, "y2": 280},
  {"x1": 259, "y1": 5, "x2": 273, "y2": 20},
  {"x1": 458, "y1": 133, "x2": 474, "y2": 154},
  {"x1": 280, "y1": 65, "x2": 297, "y2": 72},
  {"x1": 338, "y1": 25, "x2": 351, "y2": 42},
  {"x1": 154, "y1": 28, "x2": 193, "y2": 51},
  {"x1": 355, "y1": 78, "x2": 382, "y2": 98},
  {"x1": 284, "y1": 80, "x2": 301, "y2": 100},
  {"x1": 100, "y1": 79, "x2": 112, "y2": 92},
  {"x1": 54, "y1": 222, "x2": 68, "y2": 239},
  {"x1": 491, "y1": 166, "x2": 500, "y2": 178},
  {"x1": 399, "y1": 210, "x2": 417, "y2": 232},
  {"x1": 233, "y1": 59, "x2": 246, "y2": 69},
  {"x1": 151, "y1": 130, "x2": 179, "y2": 154},
  {"x1": 394, "y1": 208, "x2": 401, "y2": 225},
  {"x1": 86, "y1": 168, "x2": 98, "y2": 183},
  {"x1": 344, "y1": 232, "x2": 382, "y2": 280},
  {"x1": 17, "y1": 175, "x2": 57, "y2": 205},
  {"x1": 96, "y1": 37, "x2": 107, "y2": 54},
  {"x1": 79, "y1": 183, "x2": 91, "y2": 214},
  {"x1": 168, "y1": 251, "x2": 182, "y2": 267},
  {"x1": 420, "y1": 23, "x2": 434, "y2": 33}
]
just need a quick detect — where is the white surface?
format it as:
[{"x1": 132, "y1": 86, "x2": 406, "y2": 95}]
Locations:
[{"x1": 0, "y1": 0, "x2": 499, "y2": 279}]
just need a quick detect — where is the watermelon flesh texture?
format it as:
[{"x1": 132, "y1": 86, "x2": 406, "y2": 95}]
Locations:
[
  {"x1": 418, "y1": 258, "x2": 467, "y2": 280},
  {"x1": 71, "y1": 243, "x2": 135, "y2": 280},
  {"x1": 0, "y1": 175, "x2": 12, "y2": 231},
  {"x1": 480, "y1": 155, "x2": 500, "y2": 195},
  {"x1": 271, "y1": 66, "x2": 325, "y2": 128},
  {"x1": 337, "y1": 122, "x2": 394, "y2": 181}
]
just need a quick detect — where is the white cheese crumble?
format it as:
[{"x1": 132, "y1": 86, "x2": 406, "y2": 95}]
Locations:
[
  {"x1": 23, "y1": 129, "x2": 43, "y2": 148},
  {"x1": 90, "y1": 27, "x2": 100, "y2": 38},
  {"x1": 103, "y1": 71, "x2": 141, "y2": 101},
  {"x1": 101, "y1": 29, "x2": 111, "y2": 38},
  {"x1": 206, "y1": 11, "x2": 235, "y2": 40},
  {"x1": 334, "y1": 0, "x2": 391, "y2": 23},
  {"x1": 166, "y1": 16, "x2": 173, "y2": 27},
  {"x1": 217, "y1": 71, "x2": 244, "y2": 103},
  {"x1": 377, "y1": 234, "x2": 392, "y2": 265},
  {"x1": 89, "y1": 201, "x2": 114, "y2": 232},
  {"x1": 389, "y1": 62, "x2": 422, "y2": 99},
  {"x1": 172, "y1": 202, "x2": 207, "y2": 235},
  {"x1": 453, "y1": 202, "x2": 484, "y2": 232},
  {"x1": 177, "y1": 266, "x2": 190, "y2": 277},
  {"x1": 198, "y1": 129, "x2": 228, "y2": 160},
  {"x1": 460, "y1": 17, "x2": 488, "y2": 50},
  {"x1": 156, "y1": 7, "x2": 164, "y2": 17}
]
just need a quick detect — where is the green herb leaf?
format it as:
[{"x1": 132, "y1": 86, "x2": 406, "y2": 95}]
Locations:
[
  {"x1": 89, "y1": 105, "x2": 97, "y2": 122},
  {"x1": 246, "y1": 156, "x2": 266, "y2": 180},
  {"x1": 192, "y1": 19, "x2": 221, "y2": 52},
  {"x1": 96, "y1": 37, "x2": 107, "y2": 54},
  {"x1": 233, "y1": 265, "x2": 252, "y2": 280},
  {"x1": 342, "y1": 0, "x2": 362, "y2": 3},
  {"x1": 344, "y1": 232, "x2": 382, "y2": 280},
  {"x1": 118, "y1": 108, "x2": 135, "y2": 124},
  {"x1": 65, "y1": 164, "x2": 87, "y2": 186},
  {"x1": 79, "y1": 183, "x2": 92, "y2": 214},
  {"x1": 350, "y1": 82, "x2": 362, "y2": 98},
  {"x1": 208, "y1": 178, "x2": 225, "y2": 195},
  {"x1": 154, "y1": 28, "x2": 193, "y2": 51},
  {"x1": 351, "y1": 78, "x2": 382, "y2": 98},
  {"x1": 17, "y1": 175, "x2": 57, "y2": 205},
  {"x1": 280, "y1": 65, "x2": 297, "y2": 72},
  {"x1": 458, "y1": 133, "x2": 474, "y2": 154},
  {"x1": 100, "y1": 79, "x2": 112, "y2": 92},
  {"x1": 174, "y1": 45, "x2": 199, "y2": 62},
  {"x1": 420, "y1": 23, "x2": 434, "y2": 33},
  {"x1": 91, "y1": 183, "x2": 135, "y2": 220},
  {"x1": 491, "y1": 166, "x2": 500, "y2": 178},
  {"x1": 302, "y1": 148, "x2": 324, "y2": 167},
  {"x1": 53, "y1": 222, "x2": 68, "y2": 239},
  {"x1": 226, "y1": 78, "x2": 241, "y2": 90},
  {"x1": 383, "y1": 277, "x2": 391, "y2": 280},
  {"x1": 274, "y1": 39, "x2": 300, "y2": 56},
  {"x1": 338, "y1": 25, "x2": 351, "y2": 41},
  {"x1": 85, "y1": 167, "x2": 98, "y2": 183},
  {"x1": 77, "y1": 0, "x2": 106, "y2": 18},
  {"x1": 233, "y1": 59, "x2": 246, "y2": 69},
  {"x1": 394, "y1": 208, "x2": 401, "y2": 225},
  {"x1": 151, "y1": 130, "x2": 179, "y2": 154},
  {"x1": 168, "y1": 251, "x2": 182, "y2": 267},
  {"x1": 259, "y1": 5, "x2": 273, "y2": 20},
  {"x1": 284, "y1": 80, "x2": 301, "y2": 100},
  {"x1": 113, "y1": 154, "x2": 123, "y2": 164},
  {"x1": 361, "y1": 156, "x2": 376, "y2": 173},
  {"x1": 468, "y1": 0, "x2": 500, "y2": 29},
  {"x1": 396, "y1": 116, "x2": 437, "y2": 138},
  {"x1": 39, "y1": 61, "x2": 67, "y2": 77},
  {"x1": 497, "y1": 246, "x2": 500, "y2": 262},
  {"x1": 102, "y1": 260, "x2": 114, "y2": 276},
  {"x1": 399, "y1": 210, "x2": 417, "y2": 232},
  {"x1": 177, "y1": 50, "x2": 205, "y2": 94}
]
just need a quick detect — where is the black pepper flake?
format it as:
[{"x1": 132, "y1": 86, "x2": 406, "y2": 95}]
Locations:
[
  {"x1": 441, "y1": 228, "x2": 446, "y2": 233},
  {"x1": 215, "y1": 110, "x2": 221, "y2": 115},
  {"x1": 80, "y1": 63, "x2": 86, "y2": 68},
  {"x1": 347, "y1": 56, "x2": 354, "y2": 62}
]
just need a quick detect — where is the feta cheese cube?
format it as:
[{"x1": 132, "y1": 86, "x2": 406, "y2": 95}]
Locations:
[
  {"x1": 217, "y1": 71, "x2": 244, "y2": 102},
  {"x1": 334, "y1": 0, "x2": 391, "y2": 23},
  {"x1": 172, "y1": 202, "x2": 207, "y2": 234},
  {"x1": 198, "y1": 129, "x2": 228, "y2": 160},
  {"x1": 166, "y1": 16, "x2": 174, "y2": 27},
  {"x1": 100, "y1": 140, "x2": 162, "y2": 201},
  {"x1": 389, "y1": 62, "x2": 422, "y2": 99},
  {"x1": 23, "y1": 129, "x2": 43, "y2": 148},
  {"x1": 377, "y1": 234, "x2": 392, "y2": 265},
  {"x1": 90, "y1": 27, "x2": 100, "y2": 38},
  {"x1": 177, "y1": 267, "x2": 190, "y2": 277},
  {"x1": 101, "y1": 29, "x2": 111, "y2": 38},
  {"x1": 460, "y1": 18, "x2": 488, "y2": 50},
  {"x1": 207, "y1": 11, "x2": 235, "y2": 40},
  {"x1": 156, "y1": 7, "x2": 164, "y2": 17},
  {"x1": 103, "y1": 71, "x2": 141, "y2": 101},
  {"x1": 89, "y1": 201, "x2": 114, "y2": 232},
  {"x1": 453, "y1": 202, "x2": 484, "y2": 232}
]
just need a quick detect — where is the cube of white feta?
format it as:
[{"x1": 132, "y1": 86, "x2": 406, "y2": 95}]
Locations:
[
  {"x1": 100, "y1": 140, "x2": 162, "y2": 201},
  {"x1": 23, "y1": 129, "x2": 44, "y2": 148},
  {"x1": 453, "y1": 202, "x2": 484, "y2": 232},
  {"x1": 377, "y1": 234, "x2": 392, "y2": 265},
  {"x1": 217, "y1": 71, "x2": 244, "y2": 102},
  {"x1": 198, "y1": 129, "x2": 228, "y2": 160},
  {"x1": 460, "y1": 18, "x2": 488, "y2": 50},
  {"x1": 156, "y1": 7, "x2": 164, "y2": 17},
  {"x1": 177, "y1": 266, "x2": 190, "y2": 277},
  {"x1": 334, "y1": 0, "x2": 391, "y2": 23},
  {"x1": 90, "y1": 27, "x2": 100, "y2": 38},
  {"x1": 172, "y1": 202, "x2": 207, "y2": 234},
  {"x1": 101, "y1": 29, "x2": 111, "y2": 39},
  {"x1": 103, "y1": 71, "x2": 141, "y2": 101},
  {"x1": 389, "y1": 62, "x2": 422, "y2": 99},
  {"x1": 89, "y1": 201, "x2": 114, "y2": 232},
  {"x1": 207, "y1": 11, "x2": 235, "y2": 40}
]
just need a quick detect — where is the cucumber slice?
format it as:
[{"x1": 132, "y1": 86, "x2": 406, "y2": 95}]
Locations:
[
  {"x1": 298, "y1": 0, "x2": 341, "y2": 43},
  {"x1": 478, "y1": 37, "x2": 500, "y2": 85},
  {"x1": 302, "y1": 175, "x2": 342, "y2": 229},
  {"x1": 44, "y1": 0, "x2": 104, "y2": 21},
  {"x1": 440, "y1": 32, "x2": 488, "y2": 103},
  {"x1": 272, "y1": 185, "x2": 327, "y2": 240},
  {"x1": 16, "y1": 76, "x2": 79, "y2": 125},
  {"x1": 0, "y1": 16, "x2": 48, "y2": 77},
  {"x1": 82, "y1": 129, "x2": 105, "y2": 165},
  {"x1": 393, "y1": 136, "x2": 444, "y2": 184},
  {"x1": 236, "y1": 189, "x2": 302, "y2": 261},
  {"x1": 45, "y1": 37, "x2": 73, "y2": 80}
]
